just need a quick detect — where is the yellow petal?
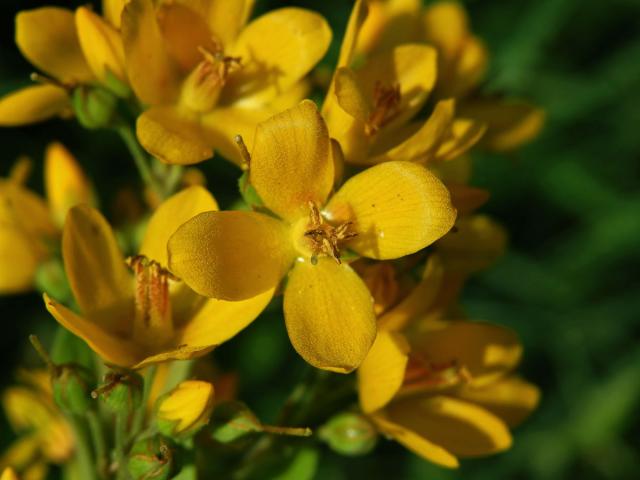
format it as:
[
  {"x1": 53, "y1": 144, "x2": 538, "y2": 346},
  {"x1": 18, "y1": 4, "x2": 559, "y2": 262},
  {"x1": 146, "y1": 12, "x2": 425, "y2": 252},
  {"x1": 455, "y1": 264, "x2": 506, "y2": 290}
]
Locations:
[
  {"x1": 371, "y1": 412, "x2": 459, "y2": 468},
  {"x1": 334, "y1": 67, "x2": 370, "y2": 122},
  {"x1": 0, "y1": 228, "x2": 40, "y2": 294},
  {"x1": 422, "y1": 2, "x2": 469, "y2": 61},
  {"x1": 249, "y1": 100, "x2": 333, "y2": 221},
  {"x1": 436, "y1": 214, "x2": 507, "y2": 273},
  {"x1": 326, "y1": 161, "x2": 456, "y2": 259},
  {"x1": 157, "y1": 380, "x2": 214, "y2": 433},
  {"x1": 121, "y1": 0, "x2": 180, "y2": 104},
  {"x1": 75, "y1": 7, "x2": 126, "y2": 84},
  {"x1": 226, "y1": 8, "x2": 331, "y2": 103},
  {"x1": 140, "y1": 186, "x2": 218, "y2": 268},
  {"x1": 137, "y1": 107, "x2": 213, "y2": 165},
  {"x1": 369, "y1": 99, "x2": 455, "y2": 164},
  {"x1": 415, "y1": 320, "x2": 522, "y2": 385},
  {"x1": 435, "y1": 118, "x2": 486, "y2": 162},
  {"x1": 1, "y1": 468, "x2": 19, "y2": 480},
  {"x1": 283, "y1": 258, "x2": 376, "y2": 373},
  {"x1": 168, "y1": 211, "x2": 293, "y2": 300},
  {"x1": 44, "y1": 294, "x2": 140, "y2": 367},
  {"x1": 358, "y1": 330, "x2": 409, "y2": 413},
  {"x1": 337, "y1": 0, "x2": 368, "y2": 69},
  {"x1": 379, "y1": 255, "x2": 444, "y2": 332},
  {"x1": 45, "y1": 142, "x2": 94, "y2": 227},
  {"x1": 447, "y1": 184, "x2": 490, "y2": 215},
  {"x1": 355, "y1": 0, "x2": 422, "y2": 55},
  {"x1": 103, "y1": 0, "x2": 128, "y2": 28},
  {"x1": 0, "y1": 180, "x2": 56, "y2": 238},
  {"x1": 131, "y1": 344, "x2": 216, "y2": 370},
  {"x1": 15, "y1": 7, "x2": 93, "y2": 84},
  {"x1": 459, "y1": 99, "x2": 545, "y2": 151},
  {"x1": 0, "y1": 85, "x2": 70, "y2": 126},
  {"x1": 458, "y1": 376, "x2": 540, "y2": 427},
  {"x1": 179, "y1": 288, "x2": 274, "y2": 347},
  {"x1": 206, "y1": 0, "x2": 255, "y2": 47},
  {"x1": 62, "y1": 205, "x2": 133, "y2": 334},
  {"x1": 386, "y1": 394, "x2": 512, "y2": 458}
]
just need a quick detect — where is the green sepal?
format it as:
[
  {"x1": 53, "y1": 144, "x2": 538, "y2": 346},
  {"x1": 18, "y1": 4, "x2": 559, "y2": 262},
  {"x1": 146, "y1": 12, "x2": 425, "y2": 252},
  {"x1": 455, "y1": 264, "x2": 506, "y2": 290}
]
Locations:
[
  {"x1": 72, "y1": 85, "x2": 118, "y2": 130},
  {"x1": 318, "y1": 412, "x2": 378, "y2": 456},
  {"x1": 128, "y1": 436, "x2": 174, "y2": 480},
  {"x1": 210, "y1": 401, "x2": 262, "y2": 444},
  {"x1": 238, "y1": 171, "x2": 265, "y2": 209},
  {"x1": 52, "y1": 364, "x2": 94, "y2": 415}
]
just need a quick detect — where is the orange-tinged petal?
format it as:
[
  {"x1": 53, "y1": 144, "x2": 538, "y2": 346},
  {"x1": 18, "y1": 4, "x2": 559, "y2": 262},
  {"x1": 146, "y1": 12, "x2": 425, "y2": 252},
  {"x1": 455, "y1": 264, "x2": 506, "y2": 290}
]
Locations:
[
  {"x1": 435, "y1": 118, "x2": 486, "y2": 161},
  {"x1": 140, "y1": 186, "x2": 218, "y2": 268},
  {"x1": 358, "y1": 330, "x2": 409, "y2": 413},
  {"x1": 326, "y1": 161, "x2": 456, "y2": 259},
  {"x1": 103, "y1": 0, "x2": 127, "y2": 28},
  {"x1": 458, "y1": 376, "x2": 540, "y2": 427},
  {"x1": 45, "y1": 142, "x2": 94, "y2": 227},
  {"x1": 226, "y1": 8, "x2": 331, "y2": 104},
  {"x1": 0, "y1": 85, "x2": 70, "y2": 126},
  {"x1": 371, "y1": 412, "x2": 459, "y2": 468},
  {"x1": 206, "y1": 0, "x2": 255, "y2": 47},
  {"x1": 75, "y1": 7, "x2": 126, "y2": 84},
  {"x1": 44, "y1": 294, "x2": 140, "y2": 367},
  {"x1": 379, "y1": 255, "x2": 444, "y2": 332},
  {"x1": 283, "y1": 258, "x2": 376, "y2": 373},
  {"x1": 62, "y1": 205, "x2": 132, "y2": 334},
  {"x1": 122, "y1": 0, "x2": 180, "y2": 104},
  {"x1": 250, "y1": 100, "x2": 333, "y2": 221},
  {"x1": 15, "y1": 7, "x2": 93, "y2": 84},
  {"x1": 168, "y1": 211, "x2": 294, "y2": 300},
  {"x1": 386, "y1": 394, "x2": 512, "y2": 458},
  {"x1": 179, "y1": 288, "x2": 274, "y2": 347},
  {"x1": 137, "y1": 107, "x2": 213, "y2": 165},
  {"x1": 414, "y1": 320, "x2": 522, "y2": 385},
  {"x1": 459, "y1": 99, "x2": 545, "y2": 151},
  {"x1": 0, "y1": 228, "x2": 41, "y2": 294},
  {"x1": 447, "y1": 184, "x2": 490, "y2": 215}
]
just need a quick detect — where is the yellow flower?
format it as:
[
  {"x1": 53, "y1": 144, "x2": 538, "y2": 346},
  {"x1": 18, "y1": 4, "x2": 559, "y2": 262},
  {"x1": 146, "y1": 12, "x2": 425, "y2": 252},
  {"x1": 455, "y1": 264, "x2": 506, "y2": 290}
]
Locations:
[
  {"x1": 121, "y1": 0, "x2": 332, "y2": 165},
  {"x1": 0, "y1": 2, "x2": 127, "y2": 126},
  {"x1": 355, "y1": 0, "x2": 544, "y2": 151},
  {"x1": 1, "y1": 468, "x2": 18, "y2": 480},
  {"x1": 322, "y1": 0, "x2": 485, "y2": 166},
  {"x1": 357, "y1": 260, "x2": 539, "y2": 468},
  {"x1": 44, "y1": 186, "x2": 272, "y2": 369},
  {"x1": 156, "y1": 380, "x2": 215, "y2": 438},
  {"x1": 0, "y1": 370, "x2": 74, "y2": 480},
  {"x1": 0, "y1": 144, "x2": 92, "y2": 294},
  {"x1": 167, "y1": 100, "x2": 456, "y2": 373}
]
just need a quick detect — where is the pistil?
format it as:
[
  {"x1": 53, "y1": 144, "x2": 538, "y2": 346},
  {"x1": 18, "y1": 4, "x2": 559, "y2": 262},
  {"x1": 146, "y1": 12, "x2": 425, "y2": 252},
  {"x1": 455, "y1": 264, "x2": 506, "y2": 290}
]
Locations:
[
  {"x1": 365, "y1": 81, "x2": 401, "y2": 136},
  {"x1": 304, "y1": 202, "x2": 357, "y2": 264}
]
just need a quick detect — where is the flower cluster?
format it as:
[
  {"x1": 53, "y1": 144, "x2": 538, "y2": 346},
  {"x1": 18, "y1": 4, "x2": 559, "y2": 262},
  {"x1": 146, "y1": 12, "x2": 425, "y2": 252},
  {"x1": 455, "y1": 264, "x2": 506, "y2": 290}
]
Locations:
[{"x1": 0, "y1": 1, "x2": 542, "y2": 478}]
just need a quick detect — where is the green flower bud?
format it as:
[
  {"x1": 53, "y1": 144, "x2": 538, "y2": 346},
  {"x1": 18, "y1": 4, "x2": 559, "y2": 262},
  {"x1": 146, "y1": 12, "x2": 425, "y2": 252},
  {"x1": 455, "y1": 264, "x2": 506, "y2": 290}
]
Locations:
[
  {"x1": 156, "y1": 381, "x2": 215, "y2": 439},
  {"x1": 319, "y1": 413, "x2": 378, "y2": 456},
  {"x1": 72, "y1": 86, "x2": 118, "y2": 130},
  {"x1": 52, "y1": 364, "x2": 93, "y2": 415},
  {"x1": 92, "y1": 371, "x2": 143, "y2": 413},
  {"x1": 128, "y1": 436, "x2": 173, "y2": 480},
  {"x1": 209, "y1": 401, "x2": 262, "y2": 444}
]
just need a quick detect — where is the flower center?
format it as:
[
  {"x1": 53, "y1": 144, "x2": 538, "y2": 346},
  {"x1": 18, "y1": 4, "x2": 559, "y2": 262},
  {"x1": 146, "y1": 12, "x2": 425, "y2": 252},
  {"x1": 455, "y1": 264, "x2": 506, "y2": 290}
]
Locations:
[
  {"x1": 402, "y1": 353, "x2": 472, "y2": 393},
  {"x1": 181, "y1": 45, "x2": 242, "y2": 113},
  {"x1": 126, "y1": 255, "x2": 178, "y2": 348},
  {"x1": 365, "y1": 81, "x2": 401, "y2": 136},
  {"x1": 295, "y1": 202, "x2": 358, "y2": 264}
]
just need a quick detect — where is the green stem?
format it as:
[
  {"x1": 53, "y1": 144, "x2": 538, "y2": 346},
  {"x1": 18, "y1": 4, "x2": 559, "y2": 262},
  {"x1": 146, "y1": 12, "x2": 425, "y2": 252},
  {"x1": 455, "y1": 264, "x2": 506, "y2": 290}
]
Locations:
[
  {"x1": 116, "y1": 126, "x2": 162, "y2": 197},
  {"x1": 86, "y1": 410, "x2": 108, "y2": 479},
  {"x1": 68, "y1": 415, "x2": 97, "y2": 480},
  {"x1": 114, "y1": 411, "x2": 128, "y2": 480},
  {"x1": 131, "y1": 365, "x2": 158, "y2": 439}
]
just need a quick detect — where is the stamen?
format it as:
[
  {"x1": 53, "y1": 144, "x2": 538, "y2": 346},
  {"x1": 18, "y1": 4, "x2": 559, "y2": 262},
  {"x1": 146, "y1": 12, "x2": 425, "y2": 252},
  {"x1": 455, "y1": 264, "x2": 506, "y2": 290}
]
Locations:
[
  {"x1": 234, "y1": 134, "x2": 251, "y2": 170},
  {"x1": 304, "y1": 202, "x2": 357, "y2": 264},
  {"x1": 365, "y1": 82, "x2": 401, "y2": 136},
  {"x1": 403, "y1": 353, "x2": 472, "y2": 391}
]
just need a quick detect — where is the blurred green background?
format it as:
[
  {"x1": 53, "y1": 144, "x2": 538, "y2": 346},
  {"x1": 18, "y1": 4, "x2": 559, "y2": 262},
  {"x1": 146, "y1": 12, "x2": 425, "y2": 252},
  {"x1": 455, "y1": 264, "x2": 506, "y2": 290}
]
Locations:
[{"x1": 1, "y1": 0, "x2": 639, "y2": 479}]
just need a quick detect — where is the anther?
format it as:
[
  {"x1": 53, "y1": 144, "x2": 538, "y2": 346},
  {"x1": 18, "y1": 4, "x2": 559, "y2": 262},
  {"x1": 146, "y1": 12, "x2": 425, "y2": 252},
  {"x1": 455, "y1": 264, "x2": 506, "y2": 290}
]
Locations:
[
  {"x1": 235, "y1": 134, "x2": 251, "y2": 170},
  {"x1": 304, "y1": 202, "x2": 357, "y2": 264},
  {"x1": 365, "y1": 82, "x2": 401, "y2": 136}
]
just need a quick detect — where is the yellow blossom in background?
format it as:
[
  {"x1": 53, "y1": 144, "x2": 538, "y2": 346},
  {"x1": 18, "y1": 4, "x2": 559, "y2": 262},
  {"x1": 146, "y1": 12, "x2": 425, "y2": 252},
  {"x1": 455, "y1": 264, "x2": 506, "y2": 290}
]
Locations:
[
  {"x1": 0, "y1": 144, "x2": 92, "y2": 294},
  {"x1": 0, "y1": 2, "x2": 127, "y2": 126},
  {"x1": 355, "y1": 0, "x2": 544, "y2": 151},
  {"x1": 1, "y1": 468, "x2": 18, "y2": 480},
  {"x1": 323, "y1": 0, "x2": 485, "y2": 166},
  {"x1": 45, "y1": 186, "x2": 272, "y2": 369},
  {"x1": 358, "y1": 259, "x2": 539, "y2": 468},
  {"x1": 0, "y1": 370, "x2": 74, "y2": 480},
  {"x1": 167, "y1": 100, "x2": 456, "y2": 373},
  {"x1": 121, "y1": 0, "x2": 332, "y2": 165},
  {"x1": 156, "y1": 380, "x2": 215, "y2": 438}
]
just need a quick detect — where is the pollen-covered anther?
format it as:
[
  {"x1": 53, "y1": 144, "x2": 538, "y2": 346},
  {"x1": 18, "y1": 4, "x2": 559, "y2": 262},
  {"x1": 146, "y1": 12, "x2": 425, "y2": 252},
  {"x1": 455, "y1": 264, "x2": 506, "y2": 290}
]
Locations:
[
  {"x1": 126, "y1": 255, "x2": 178, "y2": 347},
  {"x1": 304, "y1": 202, "x2": 357, "y2": 264},
  {"x1": 403, "y1": 353, "x2": 472, "y2": 391},
  {"x1": 365, "y1": 82, "x2": 401, "y2": 136}
]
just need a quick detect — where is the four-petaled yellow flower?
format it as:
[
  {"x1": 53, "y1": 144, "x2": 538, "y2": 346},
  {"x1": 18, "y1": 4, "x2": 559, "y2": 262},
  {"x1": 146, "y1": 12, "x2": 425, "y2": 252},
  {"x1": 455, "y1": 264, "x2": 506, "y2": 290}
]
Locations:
[
  {"x1": 0, "y1": 1, "x2": 128, "y2": 126},
  {"x1": 121, "y1": 0, "x2": 332, "y2": 166},
  {"x1": 167, "y1": 100, "x2": 457, "y2": 373},
  {"x1": 44, "y1": 186, "x2": 272, "y2": 369},
  {"x1": 358, "y1": 259, "x2": 539, "y2": 468}
]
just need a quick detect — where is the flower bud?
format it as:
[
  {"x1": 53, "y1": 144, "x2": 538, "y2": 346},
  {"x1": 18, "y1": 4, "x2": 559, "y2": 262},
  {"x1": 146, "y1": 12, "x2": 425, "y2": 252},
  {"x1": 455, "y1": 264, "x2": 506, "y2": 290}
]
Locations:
[
  {"x1": 92, "y1": 371, "x2": 143, "y2": 413},
  {"x1": 72, "y1": 86, "x2": 118, "y2": 130},
  {"x1": 156, "y1": 381, "x2": 214, "y2": 439},
  {"x1": 128, "y1": 436, "x2": 173, "y2": 480},
  {"x1": 319, "y1": 413, "x2": 378, "y2": 456},
  {"x1": 52, "y1": 364, "x2": 93, "y2": 415}
]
